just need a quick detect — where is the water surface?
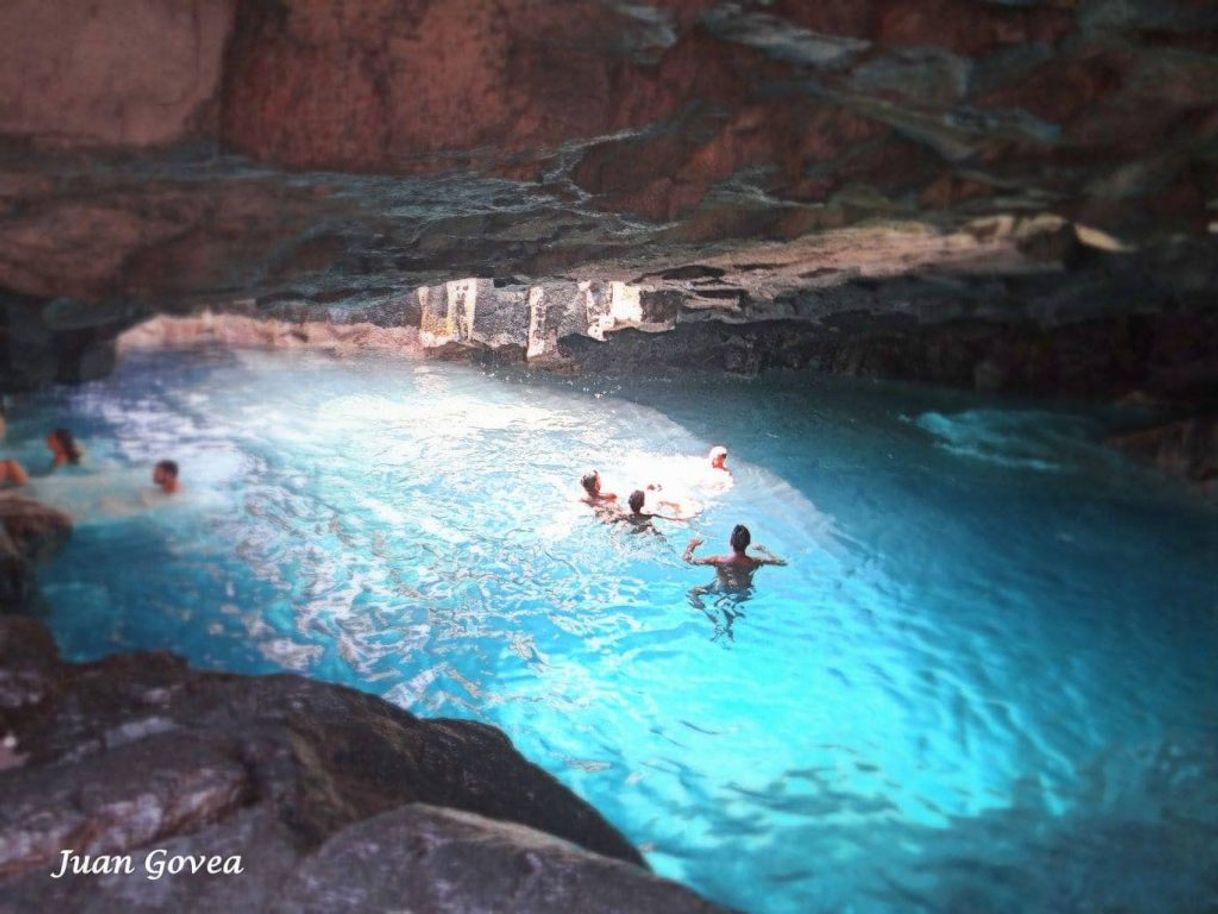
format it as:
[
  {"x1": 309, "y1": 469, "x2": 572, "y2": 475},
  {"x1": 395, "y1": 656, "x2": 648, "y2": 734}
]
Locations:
[{"x1": 12, "y1": 348, "x2": 1217, "y2": 913}]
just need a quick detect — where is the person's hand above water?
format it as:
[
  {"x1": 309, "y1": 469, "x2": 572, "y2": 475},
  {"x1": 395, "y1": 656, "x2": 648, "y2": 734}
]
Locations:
[
  {"x1": 684, "y1": 535, "x2": 714, "y2": 565},
  {"x1": 753, "y1": 544, "x2": 787, "y2": 566}
]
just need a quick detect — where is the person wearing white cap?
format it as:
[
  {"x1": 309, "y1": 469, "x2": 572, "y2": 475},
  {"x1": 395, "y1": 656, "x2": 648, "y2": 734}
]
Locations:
[{"x1": 702, "y1": 444, "x2": 733, "y2": 490}]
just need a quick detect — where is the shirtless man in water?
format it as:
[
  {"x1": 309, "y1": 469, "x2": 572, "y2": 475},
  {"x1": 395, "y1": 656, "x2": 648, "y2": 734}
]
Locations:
[
  {"x1": 683, "y1": 524, "x2": 786, "y2": 589},
  {"x1": 580, "y1": 470, "x2": 618, "y2": 506},
  {"x1": 153, "y1": 460, "x2": 180, "y2": 495}
]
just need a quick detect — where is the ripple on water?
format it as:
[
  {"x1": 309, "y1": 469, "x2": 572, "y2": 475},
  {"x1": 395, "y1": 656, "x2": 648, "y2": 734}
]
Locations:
[{"x1": 23, "y1": 349, "x2": 1218, "y2": 914}]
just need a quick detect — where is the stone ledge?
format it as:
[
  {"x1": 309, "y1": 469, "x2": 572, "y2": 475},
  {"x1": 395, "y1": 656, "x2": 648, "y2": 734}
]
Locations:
[{"x1": 0, "y1": 616, "x2": 730, "y2": 912}]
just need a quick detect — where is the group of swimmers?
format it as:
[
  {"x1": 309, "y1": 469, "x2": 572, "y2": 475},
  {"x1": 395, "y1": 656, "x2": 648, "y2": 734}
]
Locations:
[
  {"x1": 579, "y1": 444, "x2": 786, "y2": 619},
  {"x1": 0, "y1": 423, "x2": 181, "y2": 497}
]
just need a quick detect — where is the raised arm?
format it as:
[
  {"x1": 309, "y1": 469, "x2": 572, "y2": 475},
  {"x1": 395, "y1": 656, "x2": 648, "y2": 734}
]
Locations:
[
  {"x1": 683, "y1": 536, "x2": 717, "y2": 565},
  {"x1": 753, "y1": 544, "x2": 787, "y2": 566}
]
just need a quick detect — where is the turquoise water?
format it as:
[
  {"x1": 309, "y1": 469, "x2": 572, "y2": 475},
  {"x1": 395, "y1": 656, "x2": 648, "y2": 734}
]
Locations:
[{"x1": 10, "y1": 347, "x2": 1218, "y2": 913}]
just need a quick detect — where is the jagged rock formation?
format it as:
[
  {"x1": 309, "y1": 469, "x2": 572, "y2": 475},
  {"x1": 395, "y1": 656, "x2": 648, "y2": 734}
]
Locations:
[
  {"x1": 1107, "y1": 414, "x2": 1218, "y2": 498},
  {"x1": 0, "y1": 616, "x2": 728, "y2": 913},
  {"x1": 0, "y1": 496, "x2": 71, "y2": 608},
  {"x1": 0, "y1": 0, "x2": 1216, "y2": 398}
]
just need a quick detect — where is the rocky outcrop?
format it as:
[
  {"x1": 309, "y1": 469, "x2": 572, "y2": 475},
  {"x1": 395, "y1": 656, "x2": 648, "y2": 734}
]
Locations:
[
  {"x1": 4, "y1": 0, "x2": 1215, "y2": 237},
  {"x1": 0, "y1": 0, "x2": 234, "y2": 149},
  {"x1": 113, "y1": 221, "x2": 1218, "y2": 403},
  {"x1": 0, "y1": 496, "x2": 72, "y2": 609},
  {"x1": 0, "y1": 616, "x2": 727, "y2": 912},
  {"x1": 0, "y1": 1, "x2": 1215, "y2": 425},
  {"x1": 1106, "y1": 415, "x2": 1218, "y2": 498}
]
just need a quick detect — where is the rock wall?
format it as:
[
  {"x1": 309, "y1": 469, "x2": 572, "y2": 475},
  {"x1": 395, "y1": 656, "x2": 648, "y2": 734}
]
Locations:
[
  {"x1": 0, "y1": 616, "x2": 728, "y2": 912},
  {"x1": 1107, "y1": 414, "x2": 1218, "y2": 498},
  {"x1": 0, "y1": 0, "x2": 235, "y2": 149},
  {"x1": 0, "y1": 0, "x2": 1215, "y2": 417},
  {"x1": 3, "y1": 0, "x2": 1215, "y2": 238}
]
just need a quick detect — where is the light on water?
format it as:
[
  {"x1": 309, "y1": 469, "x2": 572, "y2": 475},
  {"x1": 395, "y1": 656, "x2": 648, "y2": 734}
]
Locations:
[{"x1": 13, "y1": 347, "x2": 1218, "y2": 913}]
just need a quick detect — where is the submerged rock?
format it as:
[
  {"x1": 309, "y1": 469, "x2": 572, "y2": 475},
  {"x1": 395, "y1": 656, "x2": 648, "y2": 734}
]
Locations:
[{"x1": 0, "y1": 617, "x2": 728, "y2": 912}]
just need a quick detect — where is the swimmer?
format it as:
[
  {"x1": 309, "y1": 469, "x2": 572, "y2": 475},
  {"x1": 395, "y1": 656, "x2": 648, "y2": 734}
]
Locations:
[
  {"x1": 699, "y1": 445, "x2": 733, "y2": 491},
  {"x1": 580, "y1": 470, "x2": 618, "y2": 506},
  {"x1": 0, "y1": 458, "x2": 28, "y2": 488},
  {"x1": 153, "y1": 460, "x2": 180, "y2": 495},
  {"x1": 683, "y1": 524, "x2": 785, "y2": 590},
  {"x1": 626, "y1": 488, "x2": 699, "y2": 522},
  {"x1": 47, "y1": 428, "x2": 82, "y2": 467}
]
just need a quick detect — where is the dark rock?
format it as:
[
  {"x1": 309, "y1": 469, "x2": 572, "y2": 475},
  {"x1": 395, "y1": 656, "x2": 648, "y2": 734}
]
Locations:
[
  {"x1": 0, "y1": 495, "x2": 72, "y2": 609},
  {"x1": 0, "y1": 495, "x2": 72, "y2": 565},
  {"x1": 1106, "y1": 415, "x2": 1218, "y2": 497},
  {"x1": 271, "y1": 804, "x2": 728, "y2": 914},
  {"x1": 639, "y1": 289, "x2": 684, "y2": 327},
  {"x1": 0, "y1": 731, "x2": 252, "y2": 876},
  {"x1": 0, "y1": 614, "x2": 58, "y2": 717},
  {"x1": 0, "y1": 618, "x2": 729, "y2": 911},
  {"x1": 0, "y1": 0, "x2": 1217, "y2": 437}
]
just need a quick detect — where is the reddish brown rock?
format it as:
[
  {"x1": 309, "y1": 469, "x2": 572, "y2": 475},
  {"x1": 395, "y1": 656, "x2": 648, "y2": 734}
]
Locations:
[
  {"x1": 0, "y1": 0, "x2": 235, "y2": 149},
  {"x1": 0, "y1": 176, "x2": 354, "y2": 303},
  {"x1": 0, "y1": 496, "x2": 72, "y2": 567},
  {"x1": 573, "y1": 98, "x2": 889, "y2": 221},
  {"x1": 220, "y1": 0, "x2": 741, "y2": 173},
  {"x1": 874, "y1": 0, "x2": 1075, "y2": 55},
  {"x1": 977, "y1": 50, "x2": 1129, "y2": 125},
  {"x1": 0, "y1": 495, "x2": 72, "y2": 609}
]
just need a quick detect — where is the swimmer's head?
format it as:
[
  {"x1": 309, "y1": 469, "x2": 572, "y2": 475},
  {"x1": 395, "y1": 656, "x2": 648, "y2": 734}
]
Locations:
[
  {"x1": 709, "y1": 445, "x2": 728, "y2": 470},
  {"x1": 628, "y1": 490, "x2": 646, "y2": 514},
  {"x1": 48, "y1": 428, "x2": 81, "y2": 465},
  {"x1": 154, "y1": 460, "x2": 180, "y2": 493},
  {"x1": 581, "y1": 470, "x2": 601, "y2": 496},
  {"x1": 730, "y1": 524, "x2": 751, "y2": 552}
]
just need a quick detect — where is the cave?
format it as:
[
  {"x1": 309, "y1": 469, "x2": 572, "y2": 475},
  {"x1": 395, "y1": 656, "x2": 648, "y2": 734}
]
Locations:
[{"x1": 1, "y1": 2, "x2": 1216, "y2": 913}]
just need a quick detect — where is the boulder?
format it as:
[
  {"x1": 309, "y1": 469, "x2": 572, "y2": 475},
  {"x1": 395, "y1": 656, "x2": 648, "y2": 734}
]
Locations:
[
  {"x1": 272, "y1": 804, "x2": 728, "y2": 914},
  {"x1": 0, "y1": 495, "x2": 72, "y2": 609},
  {"x1": 1107, "y1": 416, "x2": 1218, "y2": 498},
  {"x1": 0, "y1": 617, "x2": 729, "y2": 911}
]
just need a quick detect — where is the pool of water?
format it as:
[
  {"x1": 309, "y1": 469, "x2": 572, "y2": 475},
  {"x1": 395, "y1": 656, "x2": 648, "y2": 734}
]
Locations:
[{"x1": 10, "y1": 347, "x2": 1218, "y2": 913}]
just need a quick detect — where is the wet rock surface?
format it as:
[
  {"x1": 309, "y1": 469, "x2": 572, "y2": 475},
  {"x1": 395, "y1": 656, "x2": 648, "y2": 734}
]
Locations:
[
  {"x1": 1106, "y1": 414, "x2": 1218, "y2": 499},
  {"x1": 0, "y1": 496, "x2": 72, "y2": 610},
  {"x1": 0, "y1": 616, "x2": 727, "y2": 913}
]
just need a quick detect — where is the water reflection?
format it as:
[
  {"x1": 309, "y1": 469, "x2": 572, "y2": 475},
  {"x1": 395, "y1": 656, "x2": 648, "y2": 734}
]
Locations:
[
  {"x1": 23, "y1": 348, "x2": 1218, "y2": 914},
  {"x1": 688, "y1": 578, "x2": 752, "y2": 644}
]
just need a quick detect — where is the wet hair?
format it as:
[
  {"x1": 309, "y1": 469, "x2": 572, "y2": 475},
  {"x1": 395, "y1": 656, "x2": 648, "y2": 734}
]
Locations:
[
  {"x1": 155, "y1": 459, "x2": 179, "y2": 479},
  {"x1": 628, "y1": 490, "x2": 646, "y2": 514},
  {"x1": 581, "y1": 470, "x2": 600, "y2": 495},
  {"x1": 51, "y1": 428, "x2": 82, "y2": 465},
  {"x1": 730, "y1": 524, "x2": 751, "y2": 552}
]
